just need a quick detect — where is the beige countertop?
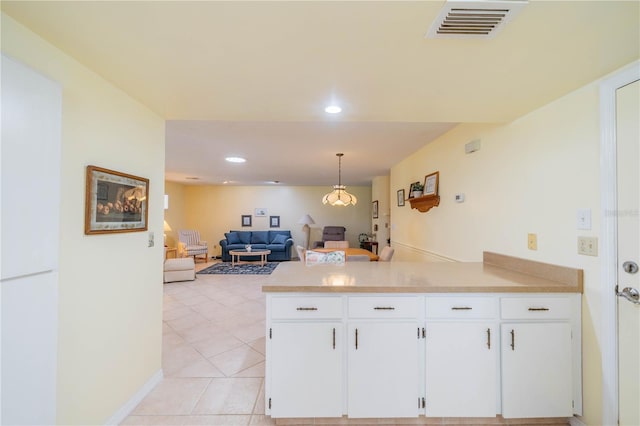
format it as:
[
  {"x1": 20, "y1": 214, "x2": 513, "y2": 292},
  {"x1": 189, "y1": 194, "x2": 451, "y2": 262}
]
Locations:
[{"x1": 262, "y1": 252, "x2": 583, "y2": 294}]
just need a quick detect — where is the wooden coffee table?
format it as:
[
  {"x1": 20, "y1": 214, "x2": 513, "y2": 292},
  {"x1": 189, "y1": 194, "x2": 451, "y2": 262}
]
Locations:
[{"x1": 229, "y1": 249, "x2": 271, "y2": 267}]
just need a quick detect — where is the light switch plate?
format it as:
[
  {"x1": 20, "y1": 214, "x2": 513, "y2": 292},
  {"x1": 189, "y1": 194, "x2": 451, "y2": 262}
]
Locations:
[{"x1": 577, "y1": 209, "x2": 592, "y2": 230}]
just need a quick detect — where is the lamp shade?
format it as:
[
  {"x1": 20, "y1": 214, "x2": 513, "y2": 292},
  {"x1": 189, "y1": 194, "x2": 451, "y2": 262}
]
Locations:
[
  {"x1": 322, "y1": 153, "x2": 357, "y2": 206},
  {"x1": 322, "y1": 185, "x2": 358, "y2": 206},
  {"x1": 298, "y1": 214, "x2": 316, "y2": 225},
  {"x1": 163, "y1": 220, "x2": 172, "y2": 232}
]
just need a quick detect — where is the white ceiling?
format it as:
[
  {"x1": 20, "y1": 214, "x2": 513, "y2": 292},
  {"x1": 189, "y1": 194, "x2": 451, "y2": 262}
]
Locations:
[{"x1": 3, "y1": 1, "x2": 638, "y2": 186}]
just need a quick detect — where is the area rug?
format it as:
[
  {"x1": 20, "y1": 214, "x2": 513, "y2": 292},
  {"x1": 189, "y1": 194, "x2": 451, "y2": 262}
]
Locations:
[{"x1": 197, "y1": 262, "x2": 279, "y2": 275}]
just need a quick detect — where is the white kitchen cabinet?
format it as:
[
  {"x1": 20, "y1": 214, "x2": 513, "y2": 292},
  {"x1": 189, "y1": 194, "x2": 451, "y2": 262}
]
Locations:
[
  {"x1": 270, "y1": 322, "x2": 343, "y2": 418},
  {"x1": 425, "y1": 321, "x2": 497, "y2": 417},
  {"x1": 265, "y1": 291, "x2": 581, "y2": 421},
  {"x1": 347, "y1": 321, "x2": 420, "y2": 418},
  {"x1": 500, "y1": 297, "x2": 575, "y2": 418}
]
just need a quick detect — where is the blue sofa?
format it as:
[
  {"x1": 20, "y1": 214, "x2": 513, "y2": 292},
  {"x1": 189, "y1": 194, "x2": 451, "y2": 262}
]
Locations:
[{"x1": 220, "y1": 230, "x2": 294, "y2": 262}]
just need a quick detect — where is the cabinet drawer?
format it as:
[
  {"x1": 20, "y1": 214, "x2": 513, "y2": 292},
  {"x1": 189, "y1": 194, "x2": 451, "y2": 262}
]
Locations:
[
  {"x1": 426, "y1": 296, "x2": 497, "y2": 319},
  {"x1": 501, "y1": 297, "x2": 573, "y2": 320},
  {"x1": 348, "y1": 296, "x2": 419, "y2": 318},
  {"x1": 271, "y1": 296, "x2": 343, "y2": 319}
]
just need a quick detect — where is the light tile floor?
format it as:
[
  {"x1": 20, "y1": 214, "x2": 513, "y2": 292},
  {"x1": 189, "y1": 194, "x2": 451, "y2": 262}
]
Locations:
[
  {"x1": 123, "y1": 260, "x2": 274, "y2": 426},
  {"x1": 123, "y1": 261, "x2": 570, "y2": 426}
]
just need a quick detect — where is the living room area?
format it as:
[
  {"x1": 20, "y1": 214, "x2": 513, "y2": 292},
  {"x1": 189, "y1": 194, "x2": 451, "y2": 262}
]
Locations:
[{"x1": 163, "y1": 181, "x2": 379, "y2": 263}]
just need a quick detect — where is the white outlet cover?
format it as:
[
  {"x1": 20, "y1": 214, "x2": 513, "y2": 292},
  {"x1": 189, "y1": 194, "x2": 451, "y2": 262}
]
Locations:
[{"x1": 577, "y1": 208, "x2": 591, "y2": 230}]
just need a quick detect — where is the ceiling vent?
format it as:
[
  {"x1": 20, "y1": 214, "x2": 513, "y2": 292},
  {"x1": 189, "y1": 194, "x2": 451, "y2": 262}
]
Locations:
[{"x1": 426, "y1": 0, "x2": 528, "y2": 39}]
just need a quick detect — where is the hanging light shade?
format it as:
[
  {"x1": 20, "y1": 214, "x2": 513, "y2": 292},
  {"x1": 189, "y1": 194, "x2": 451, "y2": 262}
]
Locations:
[{"x1": 322, "y1": 153, "x2": 358, "y2": 206}]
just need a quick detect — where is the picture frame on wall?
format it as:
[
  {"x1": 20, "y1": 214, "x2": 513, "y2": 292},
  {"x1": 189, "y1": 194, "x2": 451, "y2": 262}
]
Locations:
[
  {"x1": 85, "y1": 165, "x2": 149, "y2": 235},
  {"x1": 270, "y1": 216, "x2": 280, "y2": 228},
  {"x1": 242, "y1": 215, "x2": 252, "y2": 227},
  {"x1": 255, "y1": 208, "x2": 267, "y2": 217},
  {"x1": 397, "y1": 189, "x2": 405, "y2": 206},
  {"x1": 423, "y1": 171, "x2": 440, "y2": 196},
  {"x1": 372, "y1": 200, "x2": 379, "y2": 219}
]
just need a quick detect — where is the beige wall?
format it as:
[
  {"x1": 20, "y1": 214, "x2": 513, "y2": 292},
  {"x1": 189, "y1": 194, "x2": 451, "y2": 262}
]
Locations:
[
  {"x1": 2, "y1": 14, "x2": 165, "y2": 424},
  {"x1": 391, "y1": 79, "x2": 606, "y2": 424},
  {"x1": 164, "y1": 184, "x2": 372, "y2": 255}
]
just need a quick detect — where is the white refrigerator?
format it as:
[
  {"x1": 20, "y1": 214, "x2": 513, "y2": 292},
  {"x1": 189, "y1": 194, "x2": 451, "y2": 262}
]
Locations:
[{"x1": 1, "y1": 55, "x2": 62, "y2": 425}]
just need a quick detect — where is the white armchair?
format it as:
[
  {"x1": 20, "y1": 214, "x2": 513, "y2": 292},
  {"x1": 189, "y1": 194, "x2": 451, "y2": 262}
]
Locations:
[{"x1": 178, "y1": 230, "x2": 208, "y2": 263}]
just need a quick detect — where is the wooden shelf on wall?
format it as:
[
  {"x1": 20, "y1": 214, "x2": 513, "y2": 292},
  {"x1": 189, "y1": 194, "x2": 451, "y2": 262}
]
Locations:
[{"x1": 408, "y1": 194, "x2": 440, "y2": 213}]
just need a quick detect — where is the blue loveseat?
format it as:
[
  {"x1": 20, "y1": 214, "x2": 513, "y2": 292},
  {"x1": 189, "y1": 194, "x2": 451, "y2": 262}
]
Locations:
[{"x1": 219, "y1": 230, "x2": 294, "y2": 262}]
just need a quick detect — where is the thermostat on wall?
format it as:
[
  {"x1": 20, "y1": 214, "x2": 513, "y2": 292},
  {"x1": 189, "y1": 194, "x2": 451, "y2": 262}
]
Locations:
[{"x1": 454, "y1": 193, "x2": 465, "y2": 203}]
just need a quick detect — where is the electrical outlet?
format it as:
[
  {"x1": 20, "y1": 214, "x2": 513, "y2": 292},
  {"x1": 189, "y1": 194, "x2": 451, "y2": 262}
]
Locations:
[
  {"x1": 578, "y1": 236, "x2": 598, "y2": 256},
  {"x1": 528, "y1": 233, "x2": 537, "y2": 250}
]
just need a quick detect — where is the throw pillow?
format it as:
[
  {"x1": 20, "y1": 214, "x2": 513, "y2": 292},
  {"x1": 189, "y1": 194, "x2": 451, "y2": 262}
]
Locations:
[
  {"x1": 225, "y1": 232, "x2": 241, "y2": 245},
  {"x1": 251, "y1": 231, "x2": 270, "y2": 244},
  {"x1": 271, "y1": 233, "x2": 287, "y2": 245}
]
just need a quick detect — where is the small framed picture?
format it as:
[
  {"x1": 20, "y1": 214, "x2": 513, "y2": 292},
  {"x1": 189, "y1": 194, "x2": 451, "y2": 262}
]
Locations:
[
  {"x1": 270, "y1": 215, "x2": 280, "y2": 228},
  {"x1": 255, "y1": 208, "x2": 267, "y2": 217},
  {"x1": 397, "y1": 189, "x2": 405, "y2": 206},
  {"x1": 423, "y1": 171, "x2": 440, "y2": 196},
  {"x1": 241, "y1": 215, "x2": 252, "y2": 227},
  {"x1": 372, "y1": 200, "x2": 379, "y2": 219}
]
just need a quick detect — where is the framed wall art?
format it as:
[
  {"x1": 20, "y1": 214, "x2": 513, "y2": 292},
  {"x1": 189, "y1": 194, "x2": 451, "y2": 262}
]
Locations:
[
  {"x1": 423, "y1": 171, "x2": 440, "y2": 196},
  {"x1": 85, "y1": 165, "x2": 149, "y2": 235},
  {"x1": 242, "y1": 215, "x2": 252, "y2": 227},
  {"x1": 372, "y1": 200, "x2": 379, "y2": 219},
  {"x1": 255, "y1": 208, "x2": 267, "y2": 217},
  {"x1": 397, "y1": 189, "x2": 405, "y2": 206},
  {"x1": 270, "y1": 216, "x2": 280, "y2": 228}
]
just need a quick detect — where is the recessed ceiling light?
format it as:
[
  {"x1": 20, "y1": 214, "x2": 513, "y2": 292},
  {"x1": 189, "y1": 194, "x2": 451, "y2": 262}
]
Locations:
[
  {"x1": 225, "y1": 156, "x2": 246, "y2": 163},
  {"x1": 325, "y1": 105, "x2": 342, "y2": 114}
]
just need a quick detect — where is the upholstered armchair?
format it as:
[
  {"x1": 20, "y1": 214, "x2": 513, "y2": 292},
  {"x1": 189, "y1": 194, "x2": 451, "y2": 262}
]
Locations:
[
  {"x1": 312, "y1": 226, "x2": 346, "y2": 248},
  {"x1": 178, "y1": 230, "x2": 208, "y2": 262}
]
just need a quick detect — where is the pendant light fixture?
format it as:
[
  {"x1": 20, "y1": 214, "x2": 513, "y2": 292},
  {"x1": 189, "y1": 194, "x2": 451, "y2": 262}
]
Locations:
[{"x1": 322, "y1": 153, "x2": 358, "y2": 206}]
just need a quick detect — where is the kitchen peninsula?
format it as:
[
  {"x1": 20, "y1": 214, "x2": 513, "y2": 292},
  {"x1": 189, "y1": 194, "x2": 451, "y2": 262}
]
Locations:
[{"x1": 262, "y1": 252, "x2": 583, "y2": 423}]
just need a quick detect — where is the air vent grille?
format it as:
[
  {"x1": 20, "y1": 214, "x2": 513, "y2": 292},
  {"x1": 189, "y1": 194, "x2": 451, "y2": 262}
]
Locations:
[{"x1": 426, "y1": 1, "x2": 527, "y2": 39}]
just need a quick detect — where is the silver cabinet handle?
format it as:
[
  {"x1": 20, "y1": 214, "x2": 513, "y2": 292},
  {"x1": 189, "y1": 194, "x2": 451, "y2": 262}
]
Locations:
[
  {"x1": 296, "y1": 307, "x2": 318, "y2": 311},
  {"x1": 528, "y1": 307, "x2": 550, "y2": 311},
  {"x1": 616, "y1": 285, "x2": 640, "y2": 304},
  {"x1": 510, "y1": 329, "x2": 515, "y2": 351},
  {"x1": 486, "y1": 328, "x2": 491, "y2": 350},
  {"x1": 355, "y1": 328, "x2": 359, "y2": 350},
  {"x1": 374, "y1": 306, "x2": 395, "y2": 310},
  {"x1": 332, "y1": 328, "x2": 336, "y2": 350},
  {"x1": 451, "y1": 307, "x2": 472, "y2": 310}
]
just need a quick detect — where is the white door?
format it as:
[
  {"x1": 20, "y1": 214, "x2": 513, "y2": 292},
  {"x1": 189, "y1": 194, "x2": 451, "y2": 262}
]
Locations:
[
  {"x1": 348, "y1": 322, "x2": 420, "y2": 418},
  {"x1": 615, "y1": 78, "x2": 640, "y2": 426},
  {"x1": 425, "y1": 322, "x2": 497, "y2": 417},
  {"x1": 501, "y1": 322, "x2": 573, "y2": 418},
  {"x1": 270, "y1": 322, "x2": 343, "y2": 418}
]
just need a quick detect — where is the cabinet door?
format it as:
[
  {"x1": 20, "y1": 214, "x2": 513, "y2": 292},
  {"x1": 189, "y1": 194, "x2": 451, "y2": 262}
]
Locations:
[
  {"x1": 425, "y1": 322, "x2": 497, "y2": 417},
  {"x1": 501, "y1": 322, "x2": 573, "y2": 418},
  {"x1": 270, "y1": 322, "x2": 342, "y2": 418},
  {"x1": 348, "y1": 322, "x2": 420, "y2": 418}
]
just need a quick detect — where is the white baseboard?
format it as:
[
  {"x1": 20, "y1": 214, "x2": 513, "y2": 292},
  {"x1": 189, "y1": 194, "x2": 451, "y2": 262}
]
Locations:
[
  {"x1": 104, "y1": 369, "x2": 163, "y2": 425},
  {"x1": 569, "y1": 416, "x2": 587, "y2": 426},
  {"x1": 391, "y1": 242, "x2": 459, "y2": 262}
]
